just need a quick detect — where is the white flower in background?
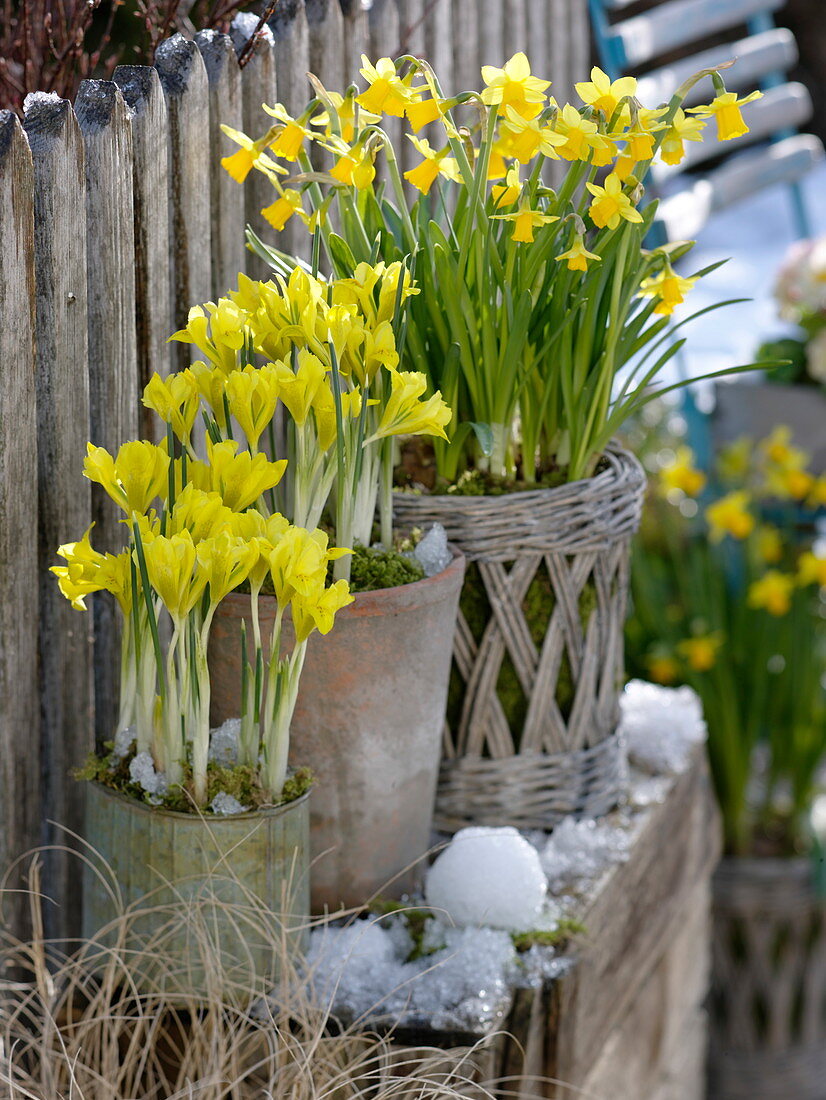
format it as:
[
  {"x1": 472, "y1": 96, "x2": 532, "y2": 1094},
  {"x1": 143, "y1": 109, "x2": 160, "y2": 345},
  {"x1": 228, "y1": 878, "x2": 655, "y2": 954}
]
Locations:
[{"x1": 774, "y1": 236, "x2": 826, "y2": 324}]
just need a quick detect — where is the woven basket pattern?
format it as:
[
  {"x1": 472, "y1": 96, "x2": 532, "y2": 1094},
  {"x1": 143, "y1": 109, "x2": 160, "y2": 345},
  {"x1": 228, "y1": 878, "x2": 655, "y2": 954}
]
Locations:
[
  {"x1": 393, "y1": 445, "x2": 645, "y2": 831},
  {"x1": 709, "y1": 858, "x2": 826, "y2": 1100}
]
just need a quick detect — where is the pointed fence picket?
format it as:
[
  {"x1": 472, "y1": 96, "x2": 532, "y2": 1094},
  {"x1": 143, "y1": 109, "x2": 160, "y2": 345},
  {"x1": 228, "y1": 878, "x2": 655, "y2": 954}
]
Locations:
[{"x1": 0, "y1": 0, "x2": 589, "y2": 942}]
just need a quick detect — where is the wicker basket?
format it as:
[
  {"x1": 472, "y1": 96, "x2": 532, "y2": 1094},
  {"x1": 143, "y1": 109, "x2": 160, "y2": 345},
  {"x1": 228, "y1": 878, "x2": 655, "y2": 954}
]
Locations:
[
  {"x1": 709, "y1": 857, "x2": 826, "y2": 1100},
  {"x1": 393, "y1": 444, "x2": 645, "y2": 831}
]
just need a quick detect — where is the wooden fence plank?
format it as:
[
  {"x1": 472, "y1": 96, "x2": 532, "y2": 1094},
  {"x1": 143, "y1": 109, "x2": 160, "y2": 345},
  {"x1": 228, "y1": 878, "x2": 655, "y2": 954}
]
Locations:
[
  {"x1": 232, "y1": 18, "x2": 278, "y2": 281},
  {"x1": 195, "y1": 31, "x2": 247, "y2": 298},
  {"x1": 113, "y1": 66, "x2": 173, "y2": 438},
  {"x1": 504, "y1": 0, "x2": 528, "y2": 57},
  {"x1": 425, "y1": 0, "x2": 453, "y2": 98},
  {"x1": 526, "y1": 0, "x2": 549, "y2": 82},
  {"x1": 75, "y1": 80, "x2": 139, "y2": 754},
  {"x1": 155, "y1": 34, "x2": 213, "y2": 362},
  {"x1": 306, "y1": 0, "x2": 346, "y2": 94},
  {"x1": 396, "y1": 0, "x2": 425, "y2": 175},
  {"x1": 270, "y1": 0, "x2": 312, "y2": 261},
  {"x1": 568, "y1": 0, "x2": 590, "y2": 101},
  {"x1": 0, "y1": 111, "x2": 41, "y2": 943},
  {"x1": 369, "y1": 0, "x2": 404, "y2": 183},
  {"x1": 340, "y1": 0, "x2": 371, "y2": 85},
  {"x1": 478, "y1": 0, "x2": 505, "y2": 69},
  {"x1": 23, "y1": 95, "x2": 93, "y2": 942},
  {"x1": 452, "y1": 0, "x2": 479, "y2": 92}
]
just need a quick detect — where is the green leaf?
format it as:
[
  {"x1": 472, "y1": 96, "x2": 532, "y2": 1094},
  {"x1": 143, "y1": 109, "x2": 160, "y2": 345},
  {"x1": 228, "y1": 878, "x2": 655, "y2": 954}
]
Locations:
[{"x1": 327, "y1": 233, "x2": 358, "y2": 278}]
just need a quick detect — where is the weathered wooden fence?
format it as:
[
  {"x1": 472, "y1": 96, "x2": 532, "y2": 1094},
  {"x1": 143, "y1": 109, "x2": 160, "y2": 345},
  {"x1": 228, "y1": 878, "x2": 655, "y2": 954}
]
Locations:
[{"x1": 0, "y1": 0, "x2": 589, "y2": 942}]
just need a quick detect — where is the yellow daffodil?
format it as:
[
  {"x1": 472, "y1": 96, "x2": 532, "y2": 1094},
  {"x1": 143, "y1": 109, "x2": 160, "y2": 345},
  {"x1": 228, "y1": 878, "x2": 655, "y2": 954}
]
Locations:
[
  {"x1": 309, "y1": 90, "x2": 376, "y2": 142},
  {"x1": 798, "y1": 551, "x2": 826, "y2": 588},
  {"x1": 687, "y1": 90, "x2": 762, "y2": 142},
  {"x1": 586, "y1": 173, "x2": 643, "y2": 230},
  {"x1": 291, "y1": 578, "x2": 354, "y2": 642},
  {"x1": 142, "y1": 369, "x2": 200, "y2": 443},
  {"x1": 659, "y1": 446, "x2": 706, "y2": 497},
  {"x1": 219, "y1": 124, "x2": 287, "y2": 182},
  {"x1": 555, "y1": 235, "x2": 601, "y2": 271},
  {"x1": 51, "y1": 525, "x2": 106, "y2": 610},
  {"x1": 197, "y1": 530, "x2": 259, "y2": 605},
  {"x1": 706, "y1": 491, "x2": 755, "y2": 541},
  {"x1": 403, "y1": 136, "x2": 461, "y2": 194},
  {"x1": 83, "y1": 439, "x2": 170, "y2": 516},
  {"x1": 141, "y1": 530, "x2": 207, "y2": 622},
  {"x1": 493, "y1": 197, "x2": 559, "y2": 243},
  {"x1": 806, "y1": 476, "x2": 826, "y2": 509},
  {"x1": 405, "y1": 92, "x2": 445, "y2": 133},
  {"x1": 755, "y1": 525, "x2": 784, "y2": 565},
  {"x1": 480, "y1": 52, "x2": 550, "y2": 120},
  {"x1": 190, "y1": 439, "x2": 287, "y2": 512},
  {"x1": 639, "y1": 265, "x2": 698, "y2": 316},
  {"x1": 366, "y1": 370, "x2": 451, "y2": 442},
  {"x1": 260, "y1": 102, "x2": 314, "y2": 160},
  {"x1": 659, "y1": 108, "x2": 706, "y2": 166},
  {"x1": 327, "y1": 135, "x2": 378, "y2": 190},
  {"x1": 262, "y1": 188, "x2": 304, "y2": 231},
  {"x1": 748, "y1": 570, "x2": 795, "y2": 616},
  {"x1": 357, "y1": 56, "x2": 413, "y2": 117},
  {"x1": 225, "y1": 363, "x2": 281, "y2": 451},
  {"x1": 677, "y1": 632, "x2": 724, "y2": 671},
  {"x1": 167, "y1": 484, "x2": 234, "y2": 544},
  {"x1": 550, "y1": 103, "x2": 612, "y2": 162},
  {"x1": 491, "y1": 165, "x2": 521, "y2": 207},
  {"x1": 646, "y1": 652, "x2": 680, "y2": 685},
  {"x1": 497, "y1": 107, "x2": 565, "y2": 164},
  {"x1": 575, "y1": 67, "x2": 637, "y2": 121}
]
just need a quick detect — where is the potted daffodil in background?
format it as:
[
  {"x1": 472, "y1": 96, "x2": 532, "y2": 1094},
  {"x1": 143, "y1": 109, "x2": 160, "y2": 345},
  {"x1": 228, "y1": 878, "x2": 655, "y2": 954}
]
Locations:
[
  {"x1": 161, "y1": 262, "x2": 465, "y2": 911},
  {"x1": 625, "y1": 430, "x2": 826, "y2": 1099},
  {"x1": 220, "y1": 52, "x2": 764, "y2": 834}
]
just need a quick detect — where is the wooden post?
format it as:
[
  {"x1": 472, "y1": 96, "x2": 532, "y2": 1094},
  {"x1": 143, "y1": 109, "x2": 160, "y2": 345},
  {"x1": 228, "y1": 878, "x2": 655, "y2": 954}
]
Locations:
[
  {"x1": 155, "y1": 34, "x2": 213, "y2": 364},
  {"x1": 114, "y1": 66, "x2": 173, "y2": 438},
  {"x1": 195, "y1": 31, "x2": 247, "y2": 298},
  {"x1": 569, "y1": 0, "x2": 590, "y2": 99},
  {"x1": 425, "y1": 0, "x2": 453, "y2": 95},
  {"x1": 369, "y1": 0, "x2": 403, "y2": 182},
  {"x1": 306, "y1": 0, "x2": 345, "y2": 95},
  {"x1": 396, "y1": 0, "x2": 424, "y2": 175},
  {"x1": 340, "y1": 0, "x2": 371, "y2": 85},
  {"x1": 269, "y1": 0, "x2": 312, "y2": 263},
  {"x1": 0, "y1": 112, "x2": 41, "y2": 943},
  {"x1": 75, "y1": 80, "x2": 139, "y2": 753},
  {"x1": 23, "y1": 96, "x2": 93, "y2": 942},
  {"x1": 504, "y1": 0, "x2": 529, "y2": 58},
  {"x1": 478, "y1": 0, "x2": 505, "y2": 69},
  {"x1": 232, "y1": 18, "x2": 278, "y2": 280},
  {"x1": 526, "y1": 0, "x2": 550, "y2": 82},
  {"x1": 452, "y1": 0, "x2": 479, "y2": 93}
]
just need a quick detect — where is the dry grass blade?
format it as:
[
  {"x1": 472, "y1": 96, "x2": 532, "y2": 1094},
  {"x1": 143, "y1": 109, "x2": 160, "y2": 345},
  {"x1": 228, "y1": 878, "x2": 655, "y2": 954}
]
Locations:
[{"x1": 0, "y1": 852, "x2": 518, "y2": 1100}]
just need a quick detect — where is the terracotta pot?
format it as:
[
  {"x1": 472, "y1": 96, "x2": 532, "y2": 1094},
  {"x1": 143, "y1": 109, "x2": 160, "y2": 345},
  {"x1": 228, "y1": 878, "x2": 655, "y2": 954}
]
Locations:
[
  {"x1": 208, "y1": 552, "x2": 466, "y2": 911},
  {"x1": 82, "y1": 781, "x2": 309, "y2": 1000}
]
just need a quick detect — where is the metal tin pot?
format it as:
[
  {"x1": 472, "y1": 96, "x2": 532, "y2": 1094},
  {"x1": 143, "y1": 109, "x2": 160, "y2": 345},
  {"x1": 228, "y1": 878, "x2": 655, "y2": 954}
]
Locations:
[
  {"x1": 82, "y1": 781, "x2": 310, "y2": 1000},
  {"x1": 208, "y1": 552, "x2": 466, "y2": 911}
]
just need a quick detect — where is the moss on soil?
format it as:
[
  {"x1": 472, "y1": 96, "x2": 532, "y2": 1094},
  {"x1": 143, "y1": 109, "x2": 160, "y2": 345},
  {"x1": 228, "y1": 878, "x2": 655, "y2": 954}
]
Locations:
[
  {"x1": 348, "y1": 544, "x2": 424, "y2": 591},
  {"x1": 76, "y1": 749, "x2": 312, "y2": 814},
  {"x1": 512, "y1": 918, "x2": 587, "y2": 952}
]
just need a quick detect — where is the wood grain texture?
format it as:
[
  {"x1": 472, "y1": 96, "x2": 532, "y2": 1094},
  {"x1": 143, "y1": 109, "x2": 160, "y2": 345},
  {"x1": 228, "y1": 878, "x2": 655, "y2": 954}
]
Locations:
[
  {"x1": 451, "y1": 0, "x2": 479, "y2": 94},
  {"x1": 232, "y1": 20, "x2": 278, "y2": 280},
  {"x1": 369, "y1": 0, "x2": 403, "y2": 183},
  {"x1": 425, "y1": 0, "x2": 453, "y2": 98},
  {"x1": 0, "y1": 111, "x2": 41, "y2": 943},
  {"x1": 23, "y1": 97, "x2": 94, "y2": 942},
  {"x1": 75, "y1": 80, "x2": 139, "y2": 754},
  {"x1": 195, "y1": 31, "x2": 247, "y2": 298},
  {"x1": 340, "y1": 0, "x2": 371, "y2": 85},
  {"x1": 478, "y1": 0, "x2": 505, "y2": 69},
  {"x1": 155, "y1": 34, "x2": 213, "y2": 365},
  {"x1": 504, "y1": 0, "x2": 528, "y2": 57},
  {"x1": 306, "y1": 0, "x2": 345, "y2": 96},
  {"x1": 114, "y1": 65, "x2": 173, "y2": 437}
]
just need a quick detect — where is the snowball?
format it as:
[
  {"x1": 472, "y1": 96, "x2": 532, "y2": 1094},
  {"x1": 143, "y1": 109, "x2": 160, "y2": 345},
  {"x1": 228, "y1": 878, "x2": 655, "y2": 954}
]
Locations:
[
  {"x1": 210, "y1": 791, "x2": 249, "y2": 815},
  {"x1": 128, "y1": 752, "x2": 168, "y2": 796},
  {"x1": 540, "y1": 817, "x2": 630, "y2": 894},
  {"x1": 424, "y1": 826, "x2": 547, "y2": 931},
  {"x1": 413, "y1": 523, "x2": 452, "y2": 577},
  {"x1": 112, "y1": 725, "x2": 136, "y2": 760},
  {"x1": 620, "y1": 680, "x2": 706, "y2": 775},
  {"x1": 208, "y1": 717, "x2": 241, "y2": 766}
]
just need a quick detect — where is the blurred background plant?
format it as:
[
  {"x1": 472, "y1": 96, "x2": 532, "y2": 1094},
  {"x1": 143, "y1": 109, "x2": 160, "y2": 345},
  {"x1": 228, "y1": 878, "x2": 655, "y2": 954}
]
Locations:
[
  {"x1": 625, "y1": 426, "x2": 826, "y2": 856},
  {"x1": 0, "y1": 0, "x2": 265, "y2": 113},
  {"x1": 756, "y1": 235, "x2": 826, "y2": 389}
]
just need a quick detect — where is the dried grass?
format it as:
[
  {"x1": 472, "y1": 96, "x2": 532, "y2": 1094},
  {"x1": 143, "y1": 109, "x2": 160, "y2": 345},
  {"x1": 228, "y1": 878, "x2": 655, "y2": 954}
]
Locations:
[{"x1": 0, "y1": 854, "x2": 504, "y2": 1100}]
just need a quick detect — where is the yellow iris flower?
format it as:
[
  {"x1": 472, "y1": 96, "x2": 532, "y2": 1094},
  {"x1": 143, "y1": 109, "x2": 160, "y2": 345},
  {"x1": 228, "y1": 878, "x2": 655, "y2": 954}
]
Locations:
[
  {"x1": 225, "y1": 363, "x2": 281, "y2": 451},
  {"x1": 291, "y1": 578, "x2": 354, "y2": 642},
  {"x1": 197, "y1": 530, "x2": 260, "y2": 605},
  {"x1": 142, "y1": 369, "x2": 200, "y2": 443},
  {"x1": 84, "y1": 439, "x2": 170, "y2": 516},
  {"x1": 167, "y1": 484, "x2": 234, "y2": 544},
  {"x1": 190, "y1": 439, "x2": 287, "y2": 512},
  {"x1": 141, "y1": 530, "x2": 207, "y2": 622},
  {"x1": 274, "y1": 349, "x2": 328, "y2": 426},
  {"x1": 366, "y1": 370, "x2": 451, "y2": 442}
]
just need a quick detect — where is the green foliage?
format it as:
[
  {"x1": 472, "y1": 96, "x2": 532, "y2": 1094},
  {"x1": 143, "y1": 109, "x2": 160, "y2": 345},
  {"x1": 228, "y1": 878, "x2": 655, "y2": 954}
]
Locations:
[
  {"x1": 512, "y1": 918, "x2": 587, "y2": 951},
  {"x1": 349, "y1": 544, "x2": 425, "y2": 592}
]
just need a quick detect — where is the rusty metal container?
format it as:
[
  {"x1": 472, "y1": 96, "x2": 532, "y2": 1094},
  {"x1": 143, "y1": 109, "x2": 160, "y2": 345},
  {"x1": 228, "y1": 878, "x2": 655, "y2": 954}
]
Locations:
[
  {"x1": 82, "y1": 781, "x2": 310, "y2": 999},
  {"x1": 208, "y1": 552, "x2": 466, "y2": 911}
]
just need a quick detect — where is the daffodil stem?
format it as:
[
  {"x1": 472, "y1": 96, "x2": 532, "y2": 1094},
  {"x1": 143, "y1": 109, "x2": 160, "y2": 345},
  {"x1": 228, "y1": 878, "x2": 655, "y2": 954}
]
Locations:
[{"x1": 380, "y1": 436, "x2": 394, "y2": 550}]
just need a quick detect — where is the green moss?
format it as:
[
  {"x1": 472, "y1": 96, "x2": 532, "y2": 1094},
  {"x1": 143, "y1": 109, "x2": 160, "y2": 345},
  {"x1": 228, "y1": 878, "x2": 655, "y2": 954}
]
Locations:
[
  {"x1": 348, "y1": 544, "x2": 425, "y2": 592},
  {"x1": 431, "y1": 467, "x2": 570, "y2": 497},
  {"x1": 368, "y1": 899, "x2": 443, "y2": 961},
  {"x1": 512, "y1": 918, "x2": 587, "y2": 952},
  {"x1": 76, "y1": 751, "x2": 312, "y2": 815}
]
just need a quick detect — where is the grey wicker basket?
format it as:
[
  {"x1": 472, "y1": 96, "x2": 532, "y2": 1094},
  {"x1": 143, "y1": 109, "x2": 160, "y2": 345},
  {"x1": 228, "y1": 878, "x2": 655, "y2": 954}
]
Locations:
[
  {"x1": 709, "y1": 857, "x2": 826, "y2": 1100},
  {"x1": 393, "y1": 444, "x2": 645, "y2": 831}
]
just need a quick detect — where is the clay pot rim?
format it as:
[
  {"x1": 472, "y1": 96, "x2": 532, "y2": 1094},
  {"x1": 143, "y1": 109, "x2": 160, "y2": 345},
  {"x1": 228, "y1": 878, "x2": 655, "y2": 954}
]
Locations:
[
  {"x1": 220, "y1": 546, "x2": 466, "y2": 620},
  {"x1": 86, "y1": 779, "x2": 310, "y2": 823}
]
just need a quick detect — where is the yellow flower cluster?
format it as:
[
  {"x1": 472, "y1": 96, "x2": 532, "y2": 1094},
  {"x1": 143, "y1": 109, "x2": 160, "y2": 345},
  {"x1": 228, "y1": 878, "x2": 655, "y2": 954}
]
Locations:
[{"x1": 219, "y1": 54, "x2": 761, "y2": 317}]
